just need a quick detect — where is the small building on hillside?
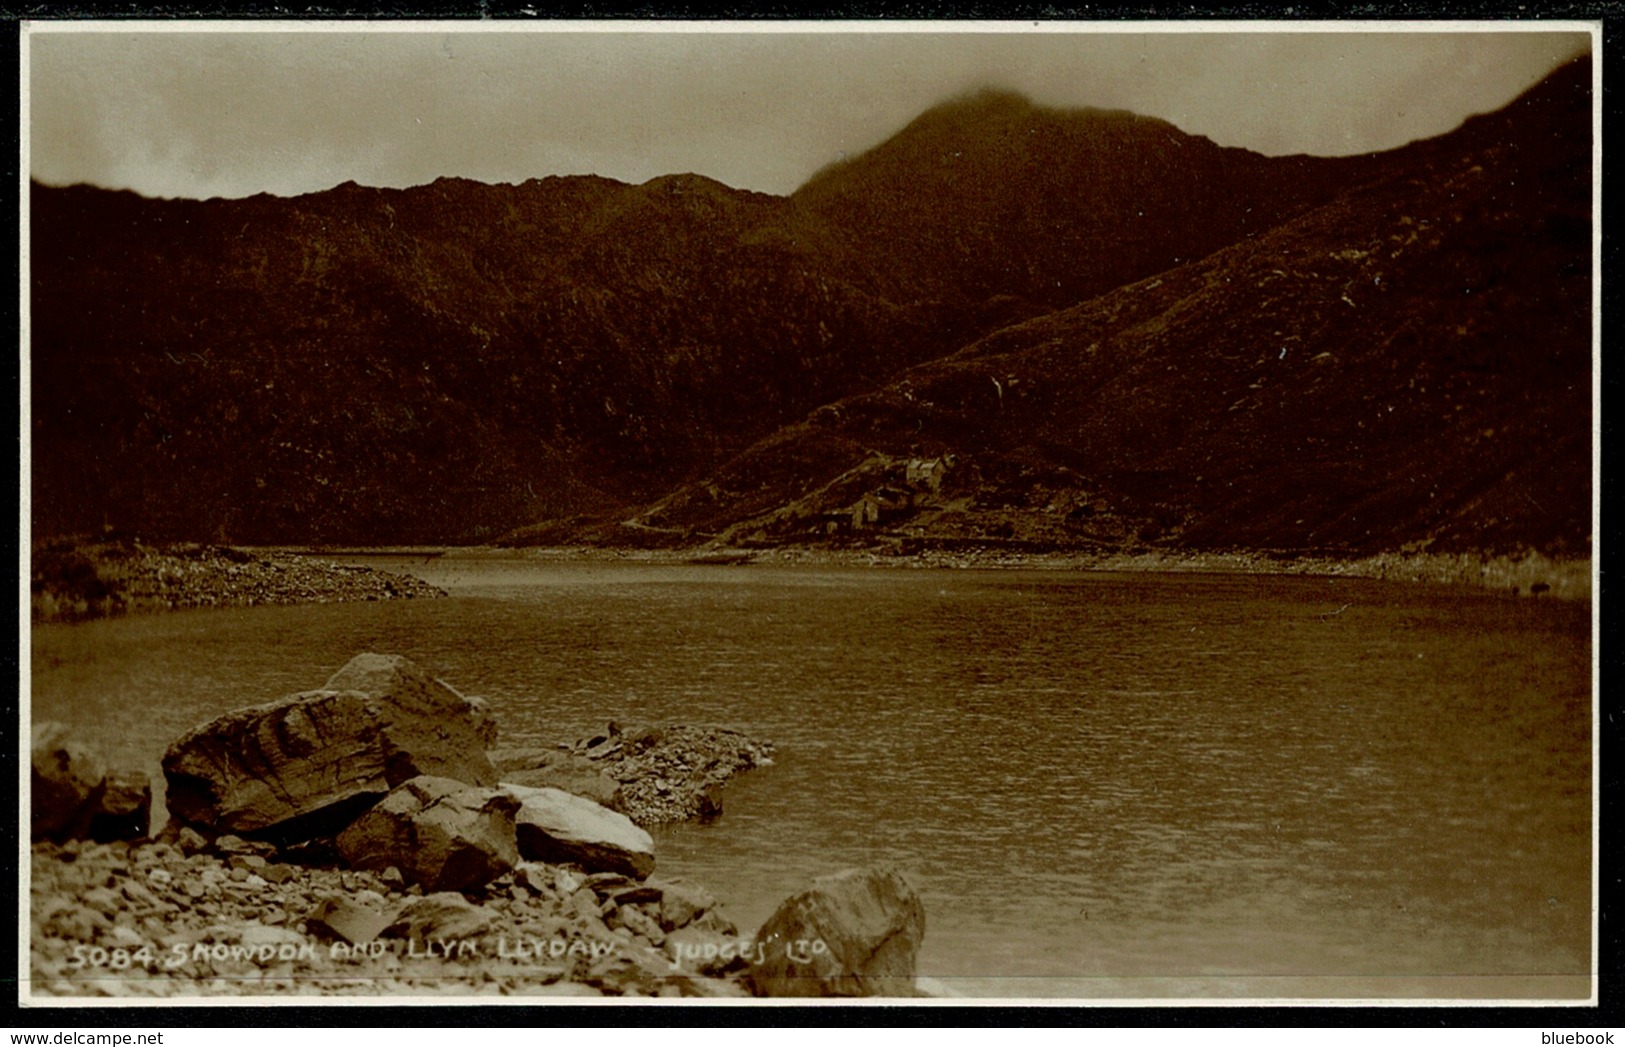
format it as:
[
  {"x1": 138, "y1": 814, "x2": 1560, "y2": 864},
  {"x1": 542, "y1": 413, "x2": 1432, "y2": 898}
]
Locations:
[
  {"x1": 904, "y1": 455, "x2": 956, "y2": 494},
  {"x1": 851, "y1": 486, "x2": 914, "y2": 530}
]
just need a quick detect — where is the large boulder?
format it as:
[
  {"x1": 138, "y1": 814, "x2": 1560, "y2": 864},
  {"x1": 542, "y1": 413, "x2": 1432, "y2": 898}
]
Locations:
[
  {"x1": 748, "y1": 864, "x2": 926, "y2": 998},
  {"x1": 322, "y1": 655, "x2": 497, "y2": 782},
  {"x1": 91, "y1": 769, "x2": 153, "y2": 843},
  {"x1": 503, "y1": 753, "x2": 623, "y2": 810},
  {"x1": 462, "y1": 695, "x2": 500, "y2": 749},
  {"x1": 503, "y1": 783, "x2": 656, "y2": 880},
  {"x1": 335, "y1": 776, "x2": 520, "y2": 893},
  {"x1": 431, "y1": 671, "x2": 498, "y2": 749},
  {"x1": 31, "y1": 722, "x2": 151, "y2": 842},
  {"x1": 31, "y1": 722, "x2": 105, "y2": 840},
  {"x1": 161, "y1": 653, "x2": 497, "y2": 838},
  {"x1": 652, "y1": 878, "x2": 717, "y2": 932}
]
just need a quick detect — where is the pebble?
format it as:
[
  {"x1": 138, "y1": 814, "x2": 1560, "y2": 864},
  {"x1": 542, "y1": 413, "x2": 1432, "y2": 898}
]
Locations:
[
  {"x1": 120, "y1": 880, "x2": 162, "y2": 909},
  {"x1": 106, "y1": 925, "x2": 146, "y2": 950},
  {"x1": 83, "y1": 887, "x2": 123, "y2": 917}
]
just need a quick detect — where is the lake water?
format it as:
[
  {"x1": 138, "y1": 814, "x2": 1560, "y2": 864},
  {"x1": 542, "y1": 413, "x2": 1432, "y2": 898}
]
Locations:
[{"x1": 29, "y1": 558, "x2": 1594, "y2": 999}]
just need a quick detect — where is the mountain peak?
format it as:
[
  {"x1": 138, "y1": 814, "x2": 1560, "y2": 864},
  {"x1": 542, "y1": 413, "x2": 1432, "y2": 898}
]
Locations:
[
  {"x1": 787, "y1": 81, "x2": 1352, "y2": 307},
  {"x1": 907, "y1": 86, "x2": 1150, "y2": 130},
  {"x1": 819, "y1": 87, "x2": 1170, "y2": 178},
  {"x1": 916, "y1": 86, "x2": 1041, "y2": 119},
  {"x1": 795, "y1": 86, "x2": 1200, "y2": 204}
]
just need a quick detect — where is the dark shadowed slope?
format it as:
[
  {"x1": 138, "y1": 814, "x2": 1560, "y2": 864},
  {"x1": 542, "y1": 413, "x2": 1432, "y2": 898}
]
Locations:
[
  {"x1": 29, "y1": 58, "x2": 1588, "y2": 552},
  {"x1": 635, "y1": 58, "x2": 1592, "y2": 558},
  {"x1": 30, "y1": 175, "x2": 957, "y2": 543}
]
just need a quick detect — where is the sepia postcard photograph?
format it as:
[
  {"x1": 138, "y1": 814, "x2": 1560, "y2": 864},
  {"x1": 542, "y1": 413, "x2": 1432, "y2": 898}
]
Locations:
[{"x1": 19, "y1": 19, "x2": 1599, "y2": 1007}]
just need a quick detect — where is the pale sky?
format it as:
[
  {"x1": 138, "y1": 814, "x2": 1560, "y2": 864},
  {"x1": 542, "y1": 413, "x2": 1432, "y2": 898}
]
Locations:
[{"x1": 24, "y1": 23, "x2": 1594, "y2": 201}]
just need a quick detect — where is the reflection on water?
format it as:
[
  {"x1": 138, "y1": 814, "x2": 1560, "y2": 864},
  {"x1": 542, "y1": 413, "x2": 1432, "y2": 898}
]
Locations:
[{"x1": 30, "y1": 560, "x2": 1593, "y2": 998}]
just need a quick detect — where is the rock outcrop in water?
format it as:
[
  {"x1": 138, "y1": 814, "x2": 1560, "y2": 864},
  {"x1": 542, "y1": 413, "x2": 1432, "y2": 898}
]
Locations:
[
  {"x1": 31, "y1": 539, "x2": 447, "y2": 624},
  {"x1": 565, "y1": 722, "x2": 776, "y2": 825},
  {"x1": 489, "y1": 722, "x2": 775, "y2": 826},
  {"x1": 161, "y1": 654, "x2": 498, "y2": 840},
  {"x1": 26, "y1": 651, "x2": 852, "y2": 998}
]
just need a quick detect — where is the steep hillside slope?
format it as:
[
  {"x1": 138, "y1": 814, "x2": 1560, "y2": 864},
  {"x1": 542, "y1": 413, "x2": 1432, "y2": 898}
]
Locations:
[
  {"x1": 30, "y1": 175, "x2": 953, "y2": 543},
  {"x1": 636, "y1": 58, "x2": 1592, "y2": 557}
]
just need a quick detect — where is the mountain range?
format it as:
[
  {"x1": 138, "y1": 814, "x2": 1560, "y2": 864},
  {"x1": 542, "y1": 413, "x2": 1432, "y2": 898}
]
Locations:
[{"x1": 29, "y1": 57, "x2": 1593, "y2": 557}]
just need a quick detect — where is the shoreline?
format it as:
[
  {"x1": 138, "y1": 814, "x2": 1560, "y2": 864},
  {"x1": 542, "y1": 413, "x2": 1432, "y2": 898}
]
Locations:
[
  {"x1": 31, "y1": 540, "x2": 1591, "y2": 627},
  {"x1": 424, "y1": 543, "x2": 1593, "y2": 600}
]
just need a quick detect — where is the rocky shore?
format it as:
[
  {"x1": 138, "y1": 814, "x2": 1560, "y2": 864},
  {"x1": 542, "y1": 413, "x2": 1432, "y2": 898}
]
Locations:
[
  {"x1": 28, "y1": 653, "x2": 925, "y2": 999},
  {"x1": 30, "y1": 835, "x2": 748, "y2": 998},
  {"x1": 30, "y1": 539, "x2": 446, "y2": 623}
]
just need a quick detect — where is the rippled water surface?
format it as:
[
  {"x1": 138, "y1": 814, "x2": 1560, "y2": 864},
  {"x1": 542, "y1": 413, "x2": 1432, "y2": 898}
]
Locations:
[{"x1": 31, "y1": 559, "x2": 1593, "y2": 998}]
